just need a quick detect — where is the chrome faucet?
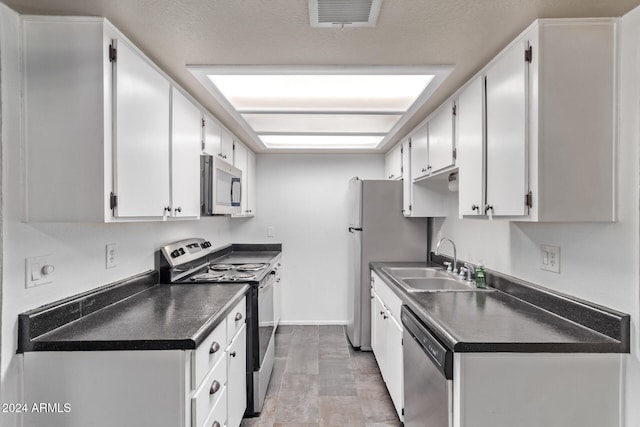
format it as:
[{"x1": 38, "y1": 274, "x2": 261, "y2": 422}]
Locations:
[{"x1": 434, "y1": 237, "x2": 457, "y2": 274}]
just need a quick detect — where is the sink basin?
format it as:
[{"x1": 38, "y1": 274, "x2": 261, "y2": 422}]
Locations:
[
  {"x1": 401, "y1": 277, "x2": 478, "y2": 292},
  {"x1": 382, "y1": 267, "x2": 448, "y2": 279}
]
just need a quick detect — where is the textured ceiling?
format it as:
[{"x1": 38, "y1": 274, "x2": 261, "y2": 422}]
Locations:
[{"x1": 5, "y1": 0, "x2": 640, "y2": 153}]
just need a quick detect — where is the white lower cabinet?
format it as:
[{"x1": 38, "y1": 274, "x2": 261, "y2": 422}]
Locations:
[
  {"x1": 227, "y1": 324, "x2": 247, "y2": 427},
  {"x1": 371, "y1": 271, "x2": 404, "y2": 421},
  {"x1": 22, "y1": 297, "x2": 247, "y2": 427}
]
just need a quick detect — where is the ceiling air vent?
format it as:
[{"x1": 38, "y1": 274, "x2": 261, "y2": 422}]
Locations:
[{"x1": 309, "y1": 0, "x2": 383, "y2": 28}]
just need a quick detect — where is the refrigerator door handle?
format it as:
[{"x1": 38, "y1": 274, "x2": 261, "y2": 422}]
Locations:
[{"x1": 348, "y1": 227, "x2": 363, "y2": 233}]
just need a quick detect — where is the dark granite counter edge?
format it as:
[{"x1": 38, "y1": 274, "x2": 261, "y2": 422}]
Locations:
[
  {"x1": 191, "y1": 284, "x2": 250, "y2": 347},
  {"x1": 370, "y1": 262, "x2": 629, "y2": 353},
  {"x1": 431, "y1": 253, "x2": 630, "y2": 350}
]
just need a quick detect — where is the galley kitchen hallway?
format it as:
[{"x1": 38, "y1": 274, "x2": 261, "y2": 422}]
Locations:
[{"x1": 241, "y1": 325, "x2": 401, "y2": 427}]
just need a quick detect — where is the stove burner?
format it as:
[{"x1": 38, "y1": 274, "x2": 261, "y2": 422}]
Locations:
[
  {"x1": 209, "y1": 264, "x2": 233, "y2": 271},
  {"x1": 236, "y1": 263, "x2": 267, "y2": 272},
  {"x1": 230, "y1": 273, "x2": 257, "y2": 281},
  {"x1": 190, "y1": 272, "x2": 225, "y2": 281}
]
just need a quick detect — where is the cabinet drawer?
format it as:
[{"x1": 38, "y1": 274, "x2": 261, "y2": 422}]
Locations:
[
  {"x1": 192, "y1": 356, "x2": 227, "y2": 427},
  {"x1": 193, "y1": 319, "x2": 227, "y2": 389},
  {"x1": 373, "y1": 273, "x2": 403, "y2": 323},
  {"x1": 202, "y1": 385, "x2": 227, "y2": 427},
  {"x1": 226, "y1": 297, "x2": 246, "y2": 343}
]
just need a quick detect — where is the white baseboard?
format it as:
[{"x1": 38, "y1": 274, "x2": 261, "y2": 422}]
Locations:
[{"x1": 278, "y1": 320, "x2": 348, "y2": 326}]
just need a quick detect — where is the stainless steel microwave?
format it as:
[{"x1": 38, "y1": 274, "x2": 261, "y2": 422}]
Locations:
[{"x1": 201, "y1": 155, "x2": 242, "y2": 215}]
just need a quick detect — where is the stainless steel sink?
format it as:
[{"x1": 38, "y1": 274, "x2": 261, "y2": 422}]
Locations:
[
  {"x1": 401, "y1": 277, "x2": 477, "y2": 292},
  {"x1": 382, "y1": 267, "x2": 448, "y2": 279}
]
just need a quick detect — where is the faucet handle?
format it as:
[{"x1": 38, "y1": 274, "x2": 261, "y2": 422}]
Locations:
[
  {"x1": 463, "y1": 263, "x2": 475, "y2": 282},
  {"x1": 458, "y1": 267, "x2": 467, "y2": 279},
  {"x1": 443, "y1": 261, "x2": 452, "y2": 272}
]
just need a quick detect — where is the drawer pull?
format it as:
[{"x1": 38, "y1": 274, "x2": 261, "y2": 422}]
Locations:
[
  {"x1": 212, "y1": 422, "x2": 221, "y2": 427},
  {"x1": 209, "y1": 341, "x2": 221, "y2": 354},
  {"x1": 209, "y1": 380, "x2": 221, "y2": 395},
  {"x1": 235, "y1": 312, "x2": 243, "y2": 321},
  {"x1": 230, "y1": 351, "x2": 237, "y2": 358}
]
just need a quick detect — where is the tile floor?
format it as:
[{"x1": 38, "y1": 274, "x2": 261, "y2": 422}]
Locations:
[{"x1": 240, "y1": 325, "x2": 402, "y2": 427}]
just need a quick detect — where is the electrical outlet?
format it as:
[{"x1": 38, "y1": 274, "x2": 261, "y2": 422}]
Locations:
[
  {"x1": 25, "y1": 255, "x2": 55, "y2": 288},
  {"x1": 106, "y1": 243, "x2": 117, "y2": 269},
  {"x1": 540, "y1": 245, "x2": 560, "y2": 273}
]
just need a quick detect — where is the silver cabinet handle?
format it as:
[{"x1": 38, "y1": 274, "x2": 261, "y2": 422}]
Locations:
[
  {"x1": 164, "y1": 206, "x2": 171, "y2": 212},
  {"x1": 209, "y1": 341, "x2": 220, "y2": 354},
  {"x1": 175, "y1": 207, "x2": 182, "y2": 213},
  {"x1": 235, "y1": 312, "x2": 243, "y2": 321},
  {"x1": 230, "y1": 351, "x2": 237, "y2": 358},
  {"x1": 421, "y1": 168, "x2": 427, "y2": 173},
  {"x1": 209, "y1": 380, "x2": 220, "y2": 395},
  {"x1": 383, "y1": 314, "x2": 388, "y2": 319},
  {"x1": 380, "y1": 311, "x2": 384, "y2": 315},
  {"x1": 388, "y1": 174, "x2": 394, "y2": 179},
  {"x1": 471, "y1": 204, "x2": 479, "y2": 211},
  {"x1": 485, "y1": 204, "x2": 494, "y2": 213}
]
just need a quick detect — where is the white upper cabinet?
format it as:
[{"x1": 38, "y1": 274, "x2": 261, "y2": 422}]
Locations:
[
  {"x1": 170, "y1": 87, "x2": 202, "y2": 218},
  {"x1": 455, "y1": 19, "x2": 616, "y2": 221},
  {"x1": 247, "y1": 150, "x2": 257, "y2": 216},
  {"x1": 410, "y1": 124, "x2": 429, "y2": 180},
  {"x1": 113, "y1": 39, "x2": 171, "y2": 218},
  {"x1": 202, "y1": 113, "x2": 222, "y2": 155},
  {"x1": 427, "y1": 101, "x2": 456, "y2": 174},
  {"x1": 384, "y1": 144, "x2": 403, "y2": 180},
  {"x1": 220, "y1": 129, "x2": 234, "y2": 162},
  {"x1": 456, "y1": 77, "x2": 485, "y2": 216},
  {"x1": 22, "y1": 17, "x2": 226, "y2": 222},
  {"x1": 23, "y1": 17, "x2": 182, "y2": 222},
  {"x1": 485, "y1": 39, "x2": 529, "y2": 217}
]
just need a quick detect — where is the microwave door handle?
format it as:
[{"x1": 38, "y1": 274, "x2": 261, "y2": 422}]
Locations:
[{"x1": 231, "y1": 177, "x2": 241, "y2": 206}]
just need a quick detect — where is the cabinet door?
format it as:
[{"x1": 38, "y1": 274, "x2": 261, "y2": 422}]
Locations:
[
  {"x1": 247, "y1": 150, "x2": 257, "y2": 215},
  {"x1": 385, "y1": 144, "x2": 402, "y2": 180},
  {"x1": 485, "y1": 40, "x2": 529, "y2": 216},
  {"x1": 220, "y1": 129, "x2": 234, "y2": 162},
  {"x1": 410, "y1": 124, "x2": 429, "y2": 179},
  {"x1": 113, "y1": 39, "x2": 170, "y2": 218},
  {"x1": 386, "y1": 315, "x2": 404, "y2": 420},
  {"x1": 203, "y1": 114, "x2": 222, "y2": 156},
  {"x1": 372, "y1": 295, "x2": 387, "y2": 374},
  {"x1": 170, "y1": 88, "x2": 201, "y2": 218},
  {"x1": 457, "y1": 77, "x2": 485, "y2": 216},
  {"x1": 227, "y1": 323, "x2": 246, "y2": 427},
  {"x1": 428, "y1": 101, "x2": 455, "y2": 173},
  {"x1": 233, "y1": 142, "x2": 249, "y2": 215},
  {"x1": 402, "y1": 139, "x2": 413, "y2": 216}
]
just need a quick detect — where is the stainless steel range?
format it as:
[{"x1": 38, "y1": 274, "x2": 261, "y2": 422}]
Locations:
[{"x1": 156, "y1": 238, "x2": 278, "y2": 416}]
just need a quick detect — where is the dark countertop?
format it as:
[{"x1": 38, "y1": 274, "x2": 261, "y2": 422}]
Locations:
[
  {"x1": 371, "y1": 262, "x2": 627, "y2": 353},
  {"x1": 27, "y1": 283, "x2": 249, "y2": 351}
]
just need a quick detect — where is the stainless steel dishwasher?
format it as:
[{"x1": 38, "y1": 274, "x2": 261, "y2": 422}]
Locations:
[{"x1": 402, "y1": 306, "x2": 454, "y2": 427}]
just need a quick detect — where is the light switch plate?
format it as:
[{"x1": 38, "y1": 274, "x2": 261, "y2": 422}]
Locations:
[
  {"x1": 540, "y1": 245, "x2": 560, "y2": 273},
  {"x1": 267, "y1": 226, "x2": 275, "y2": 238},
  {"x1": 25, "y1": 255, "x2": 55, "y2": 288}
]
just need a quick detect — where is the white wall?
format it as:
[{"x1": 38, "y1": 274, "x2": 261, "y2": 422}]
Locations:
[
  {"x1": 230, "y1": 154, "x2": 383, "y2": 324},
  {"x1": 0, "y1": 5, "x2": 234, "y2": 424},
  {"x1": 432, "y1": 8, "x2": 640, "y2": 427}
]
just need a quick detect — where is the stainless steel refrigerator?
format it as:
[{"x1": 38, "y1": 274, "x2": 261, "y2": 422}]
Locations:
[{"x1": 346, "y1": 177, "x2": 428, "y2": 350}]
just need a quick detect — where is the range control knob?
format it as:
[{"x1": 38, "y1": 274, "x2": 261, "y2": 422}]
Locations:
[
  {"x1": 178, "y1": 248, "x2": 185, "y2": 255},
  {"x1": 170, "y1": 249, "x2": 181, "y2": 258}
]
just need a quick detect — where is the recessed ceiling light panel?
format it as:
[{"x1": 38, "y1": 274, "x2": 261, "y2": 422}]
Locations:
[
  {"x1": 260, "y1": 134, "x2": 383, "y2": 149},
  {"x1": 242, "y1": 113, "x2": 402, "y2": 134}
]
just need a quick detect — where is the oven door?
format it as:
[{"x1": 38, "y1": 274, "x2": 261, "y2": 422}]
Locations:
[
  {"x1": 253, "y1": 272, "x2": 276, "y2": 412},
  {"x1": 258, "y1": 273, "x2": 275, "y2": 365}
]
